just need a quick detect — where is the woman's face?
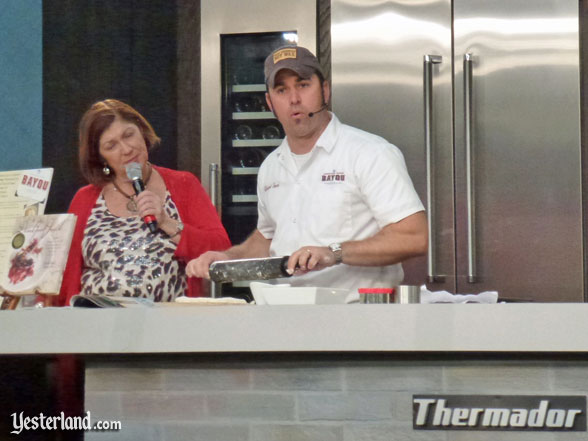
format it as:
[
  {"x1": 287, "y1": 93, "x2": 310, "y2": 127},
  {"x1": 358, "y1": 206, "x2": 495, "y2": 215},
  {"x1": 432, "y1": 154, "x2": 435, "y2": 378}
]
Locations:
[{"x1": 99, "y1": 117, "x2": 148, "y2": 180}]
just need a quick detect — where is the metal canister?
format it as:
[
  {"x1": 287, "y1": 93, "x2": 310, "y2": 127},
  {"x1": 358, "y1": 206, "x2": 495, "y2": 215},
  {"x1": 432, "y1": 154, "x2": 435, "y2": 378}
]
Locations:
[
  {"x1": 394, "y1": 285, "x2": 421, "y2": 304},
  {"x1": 358, "y1": 288, "x2": 394, "y2": 303}
]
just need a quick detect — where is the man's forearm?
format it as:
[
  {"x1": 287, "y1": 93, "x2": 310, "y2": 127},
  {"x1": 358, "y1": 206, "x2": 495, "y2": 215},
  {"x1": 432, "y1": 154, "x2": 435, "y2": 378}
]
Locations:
[
  {"x1": 224, "y1": 229, "x2": 271, "y2": 260},
  {"x1": 339, "y1": 211, "x2": 428, "y2": 266}
]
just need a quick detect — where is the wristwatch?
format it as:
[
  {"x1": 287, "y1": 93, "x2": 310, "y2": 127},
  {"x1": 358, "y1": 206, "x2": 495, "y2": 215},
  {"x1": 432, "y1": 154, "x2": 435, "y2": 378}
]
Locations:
[
  {"x1": 328, "y1": 243, "x2": 343, "y2": 264},
  {"x1": 169, "y1": 221, "x2": 184, "y2": 238}
]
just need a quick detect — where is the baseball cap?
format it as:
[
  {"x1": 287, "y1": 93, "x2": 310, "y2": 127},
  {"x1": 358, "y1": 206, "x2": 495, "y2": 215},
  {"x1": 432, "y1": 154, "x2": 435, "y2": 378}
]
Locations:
[{"x1": 264, "y1": 46, "x2": 323, "y2": 89}]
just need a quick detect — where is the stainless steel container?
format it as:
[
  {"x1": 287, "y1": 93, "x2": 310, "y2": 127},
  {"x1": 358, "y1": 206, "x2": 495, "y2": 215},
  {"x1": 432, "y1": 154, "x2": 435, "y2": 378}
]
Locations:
[
  {"x1": 394, "y1": 285, "x2": 421, "y2": 304},
  {"x1": 359, "y1": 288, "x2": 393, "y2": 304}
]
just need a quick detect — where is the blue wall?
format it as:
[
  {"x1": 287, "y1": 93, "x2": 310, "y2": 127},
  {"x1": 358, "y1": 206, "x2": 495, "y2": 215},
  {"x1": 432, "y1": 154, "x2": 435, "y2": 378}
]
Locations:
[{"x1": 0, "y1": 0, "x2": 42, "y2": 171}]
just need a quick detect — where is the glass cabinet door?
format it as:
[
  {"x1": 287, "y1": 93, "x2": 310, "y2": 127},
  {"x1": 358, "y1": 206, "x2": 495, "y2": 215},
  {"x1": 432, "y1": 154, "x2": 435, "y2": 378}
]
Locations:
[{"x1": 220, "y1": 32, "x2": 297, "y2": 298}]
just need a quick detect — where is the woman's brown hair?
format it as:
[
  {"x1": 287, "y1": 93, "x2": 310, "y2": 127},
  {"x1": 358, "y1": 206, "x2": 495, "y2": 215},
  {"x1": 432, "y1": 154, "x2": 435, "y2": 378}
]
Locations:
[{"x1": 78, "y1": 99, "x2": 161, "y2": 186}]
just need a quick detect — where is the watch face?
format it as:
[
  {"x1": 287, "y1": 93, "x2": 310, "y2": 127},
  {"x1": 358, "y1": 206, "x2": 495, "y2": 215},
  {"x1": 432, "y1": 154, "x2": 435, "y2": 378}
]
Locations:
[{"x1": 329, "y1": 243, "x2": 343, "y2": 264}]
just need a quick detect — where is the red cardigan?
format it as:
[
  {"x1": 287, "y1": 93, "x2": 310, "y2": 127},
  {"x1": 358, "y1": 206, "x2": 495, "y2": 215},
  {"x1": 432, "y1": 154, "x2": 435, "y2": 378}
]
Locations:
[{"x1": 57, "y1": 166, "x2": 231, "y2": 306}]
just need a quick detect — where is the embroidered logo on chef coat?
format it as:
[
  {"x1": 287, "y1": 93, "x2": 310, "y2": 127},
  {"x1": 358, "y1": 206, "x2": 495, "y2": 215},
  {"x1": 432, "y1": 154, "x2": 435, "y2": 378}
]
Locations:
[
  {"x1": 321, "y1": 170, "x2": 345, "y2": 184},
  {"x1": 264, "y1": 182, "x2": 280, "y2": 192}
]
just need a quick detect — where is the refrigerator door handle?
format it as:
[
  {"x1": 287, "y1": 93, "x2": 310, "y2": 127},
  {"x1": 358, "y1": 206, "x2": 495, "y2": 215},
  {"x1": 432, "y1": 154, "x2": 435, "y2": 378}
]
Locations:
[
  {"x1": 423, "y1": 55, "x2": 443, "y2": 283},
  {"x1": 464, "y1": 53, "x2": 477, "y2": 283},
  {"x1": 209, "y1": 163, "x2": 220, "y2": 213}
]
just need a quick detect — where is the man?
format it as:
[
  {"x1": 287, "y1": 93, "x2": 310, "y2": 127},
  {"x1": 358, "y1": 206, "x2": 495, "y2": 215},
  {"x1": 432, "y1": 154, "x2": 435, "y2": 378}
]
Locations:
[{"x1": 187, "y1": 46, "x2": 427, "y2": 294}]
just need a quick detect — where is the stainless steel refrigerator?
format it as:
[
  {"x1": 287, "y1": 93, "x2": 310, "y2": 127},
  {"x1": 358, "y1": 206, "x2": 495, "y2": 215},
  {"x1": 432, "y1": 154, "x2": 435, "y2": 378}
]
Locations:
[{"x1": 331, "y1": 0, "x2": 584, "y2": 301}]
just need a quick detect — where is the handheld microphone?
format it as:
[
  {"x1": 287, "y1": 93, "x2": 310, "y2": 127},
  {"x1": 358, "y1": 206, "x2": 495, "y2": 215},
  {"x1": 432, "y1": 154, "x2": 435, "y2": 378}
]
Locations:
[
  {"x1": 125, "y1": 162, "x2": 158, "y2": 233},
  {"x1": 308, "y1": 103, "x2": 328, "y2": 118}
]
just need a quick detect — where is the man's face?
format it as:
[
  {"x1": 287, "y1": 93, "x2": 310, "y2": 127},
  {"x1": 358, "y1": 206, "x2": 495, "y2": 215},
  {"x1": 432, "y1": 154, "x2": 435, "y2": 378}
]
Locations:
[{"x1": 265, "y1": 69, "x2": 329, "y2": 140}]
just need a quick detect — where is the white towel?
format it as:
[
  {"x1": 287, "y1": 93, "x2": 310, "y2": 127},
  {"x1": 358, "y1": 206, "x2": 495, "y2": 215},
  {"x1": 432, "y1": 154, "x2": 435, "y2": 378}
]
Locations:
[{"x1": 419, "y1": 285, "x2": 498, "y2": 304}]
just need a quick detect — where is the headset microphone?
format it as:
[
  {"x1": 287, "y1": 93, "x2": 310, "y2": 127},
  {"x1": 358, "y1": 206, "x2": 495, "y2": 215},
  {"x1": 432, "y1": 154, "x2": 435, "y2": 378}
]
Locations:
[{"x1": 308, "y1": 103, "x2": 328, "y2": 118}]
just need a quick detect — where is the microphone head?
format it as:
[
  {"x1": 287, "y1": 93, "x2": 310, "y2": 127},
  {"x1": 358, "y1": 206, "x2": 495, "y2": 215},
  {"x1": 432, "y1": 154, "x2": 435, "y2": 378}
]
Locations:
[
  {"x1": 125, "y1": 162, "x2": 142, "y2": 181},
  {"x1": 308, "y1": 103, "x2": 327, "y2": 118}
]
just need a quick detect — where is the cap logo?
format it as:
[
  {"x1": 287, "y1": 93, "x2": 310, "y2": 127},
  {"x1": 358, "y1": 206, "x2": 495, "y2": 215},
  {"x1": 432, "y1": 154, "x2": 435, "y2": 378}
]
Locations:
[{"x1": 273, "y1": 48, "x2": 297, "y2": 64}]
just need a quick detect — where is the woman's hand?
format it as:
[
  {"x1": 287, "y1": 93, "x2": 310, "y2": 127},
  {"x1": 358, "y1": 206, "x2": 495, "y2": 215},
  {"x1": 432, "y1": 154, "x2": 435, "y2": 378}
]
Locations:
[{"x1": 134, "y1": 189, "x2": 167, "y2": 225}]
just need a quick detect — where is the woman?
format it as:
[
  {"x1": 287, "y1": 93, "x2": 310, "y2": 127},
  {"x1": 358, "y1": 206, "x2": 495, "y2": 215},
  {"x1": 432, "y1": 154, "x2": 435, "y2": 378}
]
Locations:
[{"x1": 58, "y1": 99, "x2": 230, "y2": 306}]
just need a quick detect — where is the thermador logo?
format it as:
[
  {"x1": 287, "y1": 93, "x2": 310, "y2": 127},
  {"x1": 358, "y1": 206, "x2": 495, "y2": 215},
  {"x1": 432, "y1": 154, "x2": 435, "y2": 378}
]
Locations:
[{"x1": 413, "y1": 395, "x2": 586, "y2": 431}]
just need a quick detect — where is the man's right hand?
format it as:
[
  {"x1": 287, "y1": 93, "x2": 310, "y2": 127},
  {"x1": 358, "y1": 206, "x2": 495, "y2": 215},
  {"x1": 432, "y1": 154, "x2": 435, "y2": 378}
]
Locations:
[{"x1": 186, "y1": 251, "x2": 230, "y2": 279}]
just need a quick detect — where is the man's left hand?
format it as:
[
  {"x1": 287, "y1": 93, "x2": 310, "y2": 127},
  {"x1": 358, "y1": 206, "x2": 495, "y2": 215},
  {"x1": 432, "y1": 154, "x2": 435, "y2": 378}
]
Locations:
[{"x1": 287, "y1": 246, "x2": 336, "y2": 275}]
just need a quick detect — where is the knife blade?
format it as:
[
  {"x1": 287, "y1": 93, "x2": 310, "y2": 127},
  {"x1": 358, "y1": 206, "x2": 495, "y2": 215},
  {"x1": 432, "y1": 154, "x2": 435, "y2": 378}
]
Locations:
[{"x1": 209, "y1": 256, "x2": 292, "y2": 283}]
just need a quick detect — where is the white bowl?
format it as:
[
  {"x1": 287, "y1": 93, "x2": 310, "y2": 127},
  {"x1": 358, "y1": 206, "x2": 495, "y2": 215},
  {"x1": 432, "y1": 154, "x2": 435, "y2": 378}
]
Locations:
[
  {"x1": 249, "y1": 282, "x2": 289, "y2": 305},
  {"x1": 250, "y1": 282, "x2": 351, "y2": 305}
]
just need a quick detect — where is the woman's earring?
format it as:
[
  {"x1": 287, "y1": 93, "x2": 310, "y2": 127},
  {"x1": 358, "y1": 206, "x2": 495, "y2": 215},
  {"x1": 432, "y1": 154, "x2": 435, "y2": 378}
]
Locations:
[{"x1": 102, "y1": 164, "x2": 111, "y2": 176}]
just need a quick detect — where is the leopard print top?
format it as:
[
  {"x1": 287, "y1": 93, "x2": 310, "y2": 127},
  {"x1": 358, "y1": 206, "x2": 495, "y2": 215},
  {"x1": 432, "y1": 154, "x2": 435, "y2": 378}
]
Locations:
[{"x1": 80, "y1": 192, "x2": 187, "y2": 301}]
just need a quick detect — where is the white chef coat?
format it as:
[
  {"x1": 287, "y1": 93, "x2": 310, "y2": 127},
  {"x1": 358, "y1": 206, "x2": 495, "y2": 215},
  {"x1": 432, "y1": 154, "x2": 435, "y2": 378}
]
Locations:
[{"x1": 257, "y1": 113, "x2": 425, "y2": 294}]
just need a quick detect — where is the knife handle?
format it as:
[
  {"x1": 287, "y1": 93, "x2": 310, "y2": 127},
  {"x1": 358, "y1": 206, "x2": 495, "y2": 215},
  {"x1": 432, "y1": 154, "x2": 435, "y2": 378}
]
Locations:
[{"x1": 279, "y1": 255, "x2": 292, "y2": 277}]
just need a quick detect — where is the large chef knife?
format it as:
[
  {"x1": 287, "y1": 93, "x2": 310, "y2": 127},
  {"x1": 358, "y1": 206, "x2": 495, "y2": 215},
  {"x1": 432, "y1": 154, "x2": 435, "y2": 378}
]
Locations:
[{"x1": 209, "y1": 256, "x2": 292, "y2": 283}]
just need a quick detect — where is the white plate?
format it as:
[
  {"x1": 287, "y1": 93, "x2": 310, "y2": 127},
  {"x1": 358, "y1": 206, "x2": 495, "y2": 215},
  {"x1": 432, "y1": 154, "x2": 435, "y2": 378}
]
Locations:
[{"x1": 250, "y1": 282, "x2": 352, "y2": 305}]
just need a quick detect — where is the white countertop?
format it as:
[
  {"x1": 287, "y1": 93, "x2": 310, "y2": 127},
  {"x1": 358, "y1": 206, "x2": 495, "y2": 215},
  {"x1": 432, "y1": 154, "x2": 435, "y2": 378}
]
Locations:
[{"x1": 1, "y1": 303, "x2": 586, "y2": 355}]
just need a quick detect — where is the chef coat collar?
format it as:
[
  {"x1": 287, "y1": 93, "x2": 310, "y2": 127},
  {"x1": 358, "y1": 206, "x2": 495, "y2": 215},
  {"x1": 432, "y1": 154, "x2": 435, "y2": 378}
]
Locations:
[{"x1": 277, "y1": 112, "x2": 340, "y2": 159}]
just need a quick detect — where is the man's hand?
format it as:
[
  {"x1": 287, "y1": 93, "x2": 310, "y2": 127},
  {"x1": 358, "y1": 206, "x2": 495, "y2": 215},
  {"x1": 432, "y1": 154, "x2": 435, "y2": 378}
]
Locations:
[
  {"x1": 186, "y1": 251, "x2": 230, "y2": 279},
  {"x1": 186, "y1": 229, "x2": 272, "y2": 279},
  {"x1": 287, "y1": 246, "x2": 337, "y2": 275}
]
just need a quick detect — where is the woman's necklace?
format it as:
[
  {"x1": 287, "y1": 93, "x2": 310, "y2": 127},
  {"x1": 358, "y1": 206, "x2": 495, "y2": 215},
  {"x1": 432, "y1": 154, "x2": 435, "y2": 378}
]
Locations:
[{"x1": 111, "y1": 164, "x2": 153, "y2": 213}]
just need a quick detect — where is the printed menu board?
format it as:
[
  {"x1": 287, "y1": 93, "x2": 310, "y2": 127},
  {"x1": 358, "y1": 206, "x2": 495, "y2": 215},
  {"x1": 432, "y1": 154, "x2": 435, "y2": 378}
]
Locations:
[{"x1": 0, "y1": 168, "x2": 53, "y2": 282}]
